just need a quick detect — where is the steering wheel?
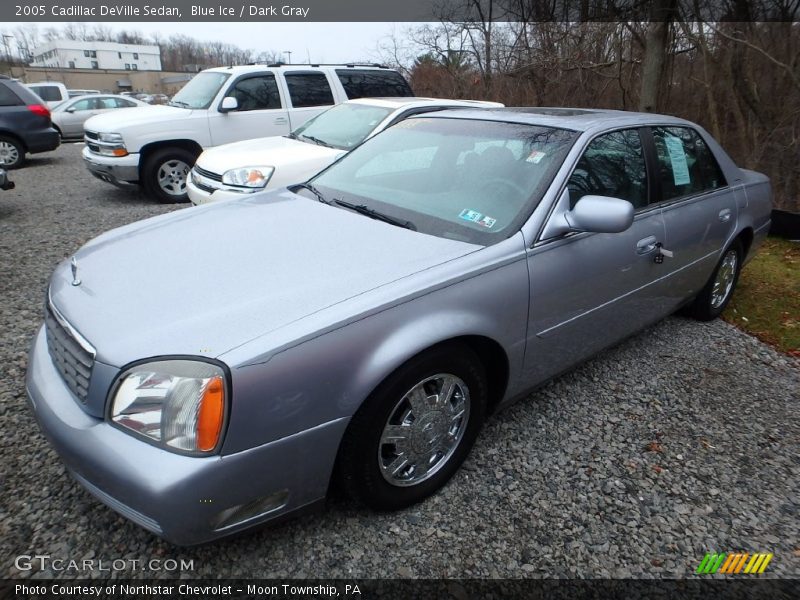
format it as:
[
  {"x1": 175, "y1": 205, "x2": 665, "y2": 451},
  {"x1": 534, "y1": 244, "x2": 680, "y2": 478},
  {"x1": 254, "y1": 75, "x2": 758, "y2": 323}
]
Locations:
[{"x1": 479, "y1": 178, "x2": 527, "y2": 198}]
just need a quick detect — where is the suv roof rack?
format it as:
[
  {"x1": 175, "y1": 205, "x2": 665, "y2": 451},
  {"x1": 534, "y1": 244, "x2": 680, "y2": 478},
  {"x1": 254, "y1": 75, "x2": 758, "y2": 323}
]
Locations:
[{"x1": 259, "y1": 62, "x2": 389, "y2": 69}]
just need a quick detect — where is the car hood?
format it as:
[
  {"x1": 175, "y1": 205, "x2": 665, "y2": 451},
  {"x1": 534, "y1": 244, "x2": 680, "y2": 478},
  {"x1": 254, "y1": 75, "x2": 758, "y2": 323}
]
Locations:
[
  {"x1": 83, "y1": 105, "x2": 196, "y2": 132},
  {"x1": 195, "y1": 136, "x2": 344, "y2": 175},
  {"x1": 48, "y1": 191, "x2": 479, "y2": 367}
]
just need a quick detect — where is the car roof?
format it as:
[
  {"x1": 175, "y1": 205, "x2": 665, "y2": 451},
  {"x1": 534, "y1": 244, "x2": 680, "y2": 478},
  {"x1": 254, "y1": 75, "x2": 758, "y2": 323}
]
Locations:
[
  {"x1": 415, "y1": 107, "x2": 696, "y2": 132},
  {"x1": 204, "y1": 64, "x2": 398, "y2": 76},
  {"x1": 346, "y1": 97, "x2": 504, "y2": 110}
]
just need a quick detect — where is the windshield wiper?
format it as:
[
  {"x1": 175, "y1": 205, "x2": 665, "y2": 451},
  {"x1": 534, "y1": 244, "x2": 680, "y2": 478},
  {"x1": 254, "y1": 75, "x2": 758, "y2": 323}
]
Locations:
[
  {"x1": 285, "y1": 131, "x2": 298, "y2": 140},
  {"x1": 292, "y1": 182, "x2": 331, "y2": 204},
  {"x1": 333, "y1": 198, "x2": 416, "y2": 230},
  {"x1": 168, "y1": 100, "x2": 190, "y2": 108},
  {"x1": 299, "y1": 134, "x2": 333, "y2": 148}
]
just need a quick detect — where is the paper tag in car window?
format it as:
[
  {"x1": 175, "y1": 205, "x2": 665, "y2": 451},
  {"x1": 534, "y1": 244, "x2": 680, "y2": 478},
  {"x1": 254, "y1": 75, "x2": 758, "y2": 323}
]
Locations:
[
  {"x1": 526, "y1": 150, "x2": 547, "y2": 164},
  {"x1": 664, "y1": 135, "x2": 691, "y2": 185}
]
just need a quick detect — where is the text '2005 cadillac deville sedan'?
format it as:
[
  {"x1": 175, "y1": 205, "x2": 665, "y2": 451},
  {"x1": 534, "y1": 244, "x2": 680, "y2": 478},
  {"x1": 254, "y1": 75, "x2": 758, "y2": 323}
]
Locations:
[{"x1": 27, "y1": 108, "x2": 771, "y2": 545}]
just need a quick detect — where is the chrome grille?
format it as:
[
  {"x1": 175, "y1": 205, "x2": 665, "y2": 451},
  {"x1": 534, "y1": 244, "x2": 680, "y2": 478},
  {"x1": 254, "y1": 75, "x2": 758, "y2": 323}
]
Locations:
[
  {"x1": 45, "y1": 302, "x2": 95, "y2": 404},
  {"x1": 193, "y1": 165, "x2": 222, "y2": 181},
  {"x1": 84, "y1": 130, "x2": 99, "y2": 141}
]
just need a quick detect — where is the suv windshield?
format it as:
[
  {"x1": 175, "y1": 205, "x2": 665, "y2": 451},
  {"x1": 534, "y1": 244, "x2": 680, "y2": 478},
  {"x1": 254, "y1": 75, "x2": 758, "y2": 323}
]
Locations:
[
  {"x1": 170, "y1": 72, "x2": 230, "y2": 109},
  {"x1": 311, "y1": 117, "x2": 577, "y2": 245},
  {"x1": 292, "y1": 103, "x2": 393, "y2": 150}
]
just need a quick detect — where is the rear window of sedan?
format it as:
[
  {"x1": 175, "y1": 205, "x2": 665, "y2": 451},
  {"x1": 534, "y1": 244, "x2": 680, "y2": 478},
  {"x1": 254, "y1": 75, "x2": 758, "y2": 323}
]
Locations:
[{"x1": 312, "y1": 117, "x2": 577, "y2": 245}]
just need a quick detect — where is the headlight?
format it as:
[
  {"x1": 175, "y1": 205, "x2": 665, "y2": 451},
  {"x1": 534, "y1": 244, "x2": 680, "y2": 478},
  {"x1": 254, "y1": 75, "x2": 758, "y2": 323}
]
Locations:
[
  {"x1": 221, "y1": 166, "x2": 274, "y2": 189},
  {"x1": 98, "y1": 132, "x2": 124, "y2": 144},
  {"x1": 109, "y1": 359, "x2": 228, "y2": 454}
]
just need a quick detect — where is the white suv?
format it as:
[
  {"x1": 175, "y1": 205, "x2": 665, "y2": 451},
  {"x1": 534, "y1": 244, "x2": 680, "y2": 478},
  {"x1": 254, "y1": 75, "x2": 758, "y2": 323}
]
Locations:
[
  {"x1": 82, "y1": 64, "x2": 412, "y2": 203},
  {"x1": 188, "y1": 97, "x2": 503, "y2": 205}
]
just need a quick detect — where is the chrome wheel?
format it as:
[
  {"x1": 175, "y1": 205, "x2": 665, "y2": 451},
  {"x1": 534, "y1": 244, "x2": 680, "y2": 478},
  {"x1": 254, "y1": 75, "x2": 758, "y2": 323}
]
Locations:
[
  {"x1": 0, "y1": 141, "x2": 20, "y2": 166},
  {"x1": 711, "y1": 249, "x2": 738, "y2": 309},
  {"x1": 378, "y1": 373, "x2": 470, "y2": 487},
  {"x1": 157, "y1": 159, "x2": 190, "y2": 196}
]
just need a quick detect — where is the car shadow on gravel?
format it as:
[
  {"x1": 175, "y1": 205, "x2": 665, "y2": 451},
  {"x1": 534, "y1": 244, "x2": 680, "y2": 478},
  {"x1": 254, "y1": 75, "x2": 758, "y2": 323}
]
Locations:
[{"x1": 21, "y1": 156, "x2": 63, "y2": 169}]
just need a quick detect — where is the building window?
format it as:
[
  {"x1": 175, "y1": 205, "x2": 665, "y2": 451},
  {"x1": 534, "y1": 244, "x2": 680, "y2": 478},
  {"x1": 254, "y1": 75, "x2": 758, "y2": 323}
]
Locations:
[
  {"x1": 118, "y1": 52, "x2": 122, "y2": 58},
  {"x1": 68, "y1": 60, "x2": 75, "y2": 69},
  {"x1": 133, "y1": 53, "x2": 139, "y2": 60},
  {"x1": 132, "y1": 64, "x2": 138, "y2": 70},
  {"x1": 125, "y1": 63, "x2": 131, "y2": 70},
  {"x1": 91, "y1": 60, "x2": 99, "y2": 69},
  {"x1": 84, "y1": 50, "x2": 97, "y2": 58}
]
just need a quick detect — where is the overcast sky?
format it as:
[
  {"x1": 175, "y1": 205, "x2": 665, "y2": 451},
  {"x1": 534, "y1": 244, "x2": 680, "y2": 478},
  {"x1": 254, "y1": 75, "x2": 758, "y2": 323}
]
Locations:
[{"x1": 19, "y1": 22, "x2": 416, "y2": 65}]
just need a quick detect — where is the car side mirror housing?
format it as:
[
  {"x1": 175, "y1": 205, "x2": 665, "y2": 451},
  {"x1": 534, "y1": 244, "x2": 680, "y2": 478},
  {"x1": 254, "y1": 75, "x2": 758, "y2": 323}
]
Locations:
[
  {"x1": 219, "y1": 96, "x2": 238, "y2": 113},
  {"x1": 565, "y1": 195, "x2": 635, "y2": 234}
]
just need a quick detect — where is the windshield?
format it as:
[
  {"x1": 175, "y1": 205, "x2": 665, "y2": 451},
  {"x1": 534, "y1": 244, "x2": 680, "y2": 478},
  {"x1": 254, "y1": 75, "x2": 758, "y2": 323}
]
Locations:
[
  {"x1": 170, "y1": 72, "x2": 230, "y2": 109},
  {"x1": 292, "y1": 103, "x2": 393, "y2": 150},
  {"x1": 311, "y1": 117, "x2": 577, "y2": 245}
]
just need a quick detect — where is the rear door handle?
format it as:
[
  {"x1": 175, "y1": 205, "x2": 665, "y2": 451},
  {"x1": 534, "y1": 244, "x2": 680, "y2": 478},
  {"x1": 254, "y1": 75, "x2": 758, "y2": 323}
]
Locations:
[
  {"x1": 274, "y1": 117, "x2": 288, "y2": 124},
  {"x1": 636, "y1": 236, "x2": 658, "y2": 255},
  {"x1": 719, "y1": 208, "x2": 732, "y2": 222}
]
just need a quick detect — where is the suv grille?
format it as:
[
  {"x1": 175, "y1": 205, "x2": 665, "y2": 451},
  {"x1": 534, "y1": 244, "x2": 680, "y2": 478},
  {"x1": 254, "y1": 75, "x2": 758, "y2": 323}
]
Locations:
[
  {"x1": 84, "y1": 130, "x2": 99, "y2": 141},
  {"x1": 45, "y1": 302, "x2": 95, "y2": 404}
]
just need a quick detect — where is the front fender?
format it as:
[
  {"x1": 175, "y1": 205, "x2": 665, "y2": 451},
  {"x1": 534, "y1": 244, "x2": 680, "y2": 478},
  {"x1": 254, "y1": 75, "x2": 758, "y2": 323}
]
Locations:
[{"x1": 219, "y1": 251, "x2": 530, "y2": 455}]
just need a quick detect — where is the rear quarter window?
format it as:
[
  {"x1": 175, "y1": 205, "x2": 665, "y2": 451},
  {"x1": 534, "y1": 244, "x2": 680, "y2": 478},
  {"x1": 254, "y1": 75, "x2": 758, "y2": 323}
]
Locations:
[
  {"x1": 0, "y1": 84, "x2": 22, "y2": 107},
  {"x1": 30, "y1": 86, "x2": 63, "y2": 102},
  {"x1": 336, "y1": 70, "x2": 413, "y2": 99}
]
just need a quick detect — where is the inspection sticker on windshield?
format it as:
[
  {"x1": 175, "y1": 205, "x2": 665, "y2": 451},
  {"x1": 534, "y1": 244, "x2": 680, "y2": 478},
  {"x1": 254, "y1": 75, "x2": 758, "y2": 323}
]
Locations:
[
  {"x1": 459, "y1": 209, "x2": 496, "y2": 228},
  {"x1": 526, "y1": 150, "x2": 547, "y2": 164}
]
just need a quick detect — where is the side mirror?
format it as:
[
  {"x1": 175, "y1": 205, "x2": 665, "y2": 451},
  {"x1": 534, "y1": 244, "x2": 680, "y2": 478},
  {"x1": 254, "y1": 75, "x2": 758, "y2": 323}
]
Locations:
[
  {"x1": 565, "y1": 195, "x2": 634, "y2": 234},
  {"x1": 219, "y1": 96, "x2": 238, "y2": 113},
  {"x1": 65, "y1": 107, "x2": 76, "y2": 113}
]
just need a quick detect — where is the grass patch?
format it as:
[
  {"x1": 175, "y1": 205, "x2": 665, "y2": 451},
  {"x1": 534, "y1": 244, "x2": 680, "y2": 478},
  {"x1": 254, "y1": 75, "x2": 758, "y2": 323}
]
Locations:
[{"x1": 723, "y1": 237, "x2": 800, "y2": 356}]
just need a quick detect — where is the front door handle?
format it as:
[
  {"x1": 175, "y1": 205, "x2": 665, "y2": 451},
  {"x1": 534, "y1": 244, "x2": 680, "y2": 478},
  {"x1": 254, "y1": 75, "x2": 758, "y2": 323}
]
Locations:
[
  {"x1": 636, "y1": 236, "x2": 658, "y2": 255},
  {"x1": 274, "y1": 117, "x2": 288, "y2": 124},
  {"x1": 719, "y1": 208, "x2": 732, "y2": 223}
]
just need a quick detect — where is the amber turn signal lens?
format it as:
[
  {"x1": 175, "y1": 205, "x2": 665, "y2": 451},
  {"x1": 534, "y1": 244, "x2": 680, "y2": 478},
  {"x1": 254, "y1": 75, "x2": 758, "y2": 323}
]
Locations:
[
  {"x1": 197, "y1": 376, "x2": 224, "y2": 451},
  {"x1": 112, "y1": 148, "x2": 129, "y2": 157}
]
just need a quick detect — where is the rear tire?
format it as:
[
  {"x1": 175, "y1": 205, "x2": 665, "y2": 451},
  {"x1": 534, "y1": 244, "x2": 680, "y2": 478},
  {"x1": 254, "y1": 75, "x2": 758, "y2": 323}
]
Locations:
[
  {"x1": 686, "y1": 238, "x2": 743, "y2": 321},
  {"x1": 336, "y1": 343, "x2": 487, "y2": 511},
  {"x1": 142, "y1": 147, "x2": 196, "y2": 203},
  {"x1": 0, "y1": 135, "x2": 25, "y2": 169}
]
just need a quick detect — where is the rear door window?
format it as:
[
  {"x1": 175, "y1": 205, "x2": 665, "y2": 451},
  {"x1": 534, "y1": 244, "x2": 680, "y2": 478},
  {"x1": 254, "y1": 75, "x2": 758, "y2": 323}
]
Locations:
[
  {"x1": 284, "y1": 72, "x2": 334, "y2": 108},
  {"x1": 651, "y1": 126, "x2": 726, "y2": 201},
  {"x1": 335, "y1": 70, "x2": 413, "y2": 98}
]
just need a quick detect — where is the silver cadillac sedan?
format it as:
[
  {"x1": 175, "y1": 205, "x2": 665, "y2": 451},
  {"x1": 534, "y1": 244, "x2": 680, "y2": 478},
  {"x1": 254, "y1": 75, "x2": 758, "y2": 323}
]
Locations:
[{"x1": 27, "y1": 108, "x2": 771, "y2": 545}]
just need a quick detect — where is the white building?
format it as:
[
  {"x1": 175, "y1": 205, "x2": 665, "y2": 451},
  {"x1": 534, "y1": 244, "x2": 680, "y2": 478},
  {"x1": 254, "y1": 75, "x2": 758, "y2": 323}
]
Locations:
[{"x1": 31, "y1": 40, "x2": 161, "y2": 71}]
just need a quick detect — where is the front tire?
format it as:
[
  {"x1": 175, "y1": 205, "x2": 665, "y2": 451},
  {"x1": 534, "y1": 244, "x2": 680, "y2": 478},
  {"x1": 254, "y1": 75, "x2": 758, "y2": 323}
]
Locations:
[
  {"x1": 687, "y1": 238, "x2": 743, "y2": 321},
  {"x1": 142, "y1": 147, "x2": 196, "y2": 203},
  {"x1": 337, "y1": 343, "x2": 487, "y2": 511},
  {"x1": 0, "y1": 135, "x2": 24, "y2": 169}
]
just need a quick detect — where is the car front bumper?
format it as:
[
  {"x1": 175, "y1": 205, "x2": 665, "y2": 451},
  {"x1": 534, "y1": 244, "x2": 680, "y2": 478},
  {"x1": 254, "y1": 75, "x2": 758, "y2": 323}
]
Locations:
[
  {"x1": 82, "y1": 146, "x2": 140, "y2": 187},
  {"x1": 26, "y1": 325, "x2": 348, "y2": 545},
  {"x1": 187, "y1": 176, "x2": 251, "y2": 205}
]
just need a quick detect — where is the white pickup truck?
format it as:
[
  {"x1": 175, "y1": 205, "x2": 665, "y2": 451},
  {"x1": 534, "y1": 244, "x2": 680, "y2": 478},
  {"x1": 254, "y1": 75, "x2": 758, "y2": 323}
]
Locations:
[{"x1": 82, "y1": 64, "x2": 412, "y2": 202}]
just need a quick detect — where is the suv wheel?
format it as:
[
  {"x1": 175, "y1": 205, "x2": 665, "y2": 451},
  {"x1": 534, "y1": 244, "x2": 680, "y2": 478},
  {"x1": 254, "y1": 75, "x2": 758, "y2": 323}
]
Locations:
[
  {"x1": 143, "y1": 147, "x2": 196, "y2": 203},
  {"x1": 0, "y1": 136, "x2": 24, "y2": 169}
]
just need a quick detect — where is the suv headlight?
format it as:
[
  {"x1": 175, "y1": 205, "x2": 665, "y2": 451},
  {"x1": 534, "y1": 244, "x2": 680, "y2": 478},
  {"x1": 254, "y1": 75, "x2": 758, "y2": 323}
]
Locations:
[
  {"x1": 98, "y1": 132, "x2": 124, "y2": 143},
  {"x1": 221, "y1": 166, "x2": 274, "y2": 189},
  {"x1": 109, "y1": 359, "x2": 228, "y2": 454}
]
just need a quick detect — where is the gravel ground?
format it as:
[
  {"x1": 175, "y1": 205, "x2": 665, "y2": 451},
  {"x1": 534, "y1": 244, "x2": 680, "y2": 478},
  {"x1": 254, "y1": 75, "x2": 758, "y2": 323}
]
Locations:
[{"x1": 1, "y1": 144, "x2": 798, "y2": 580}]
